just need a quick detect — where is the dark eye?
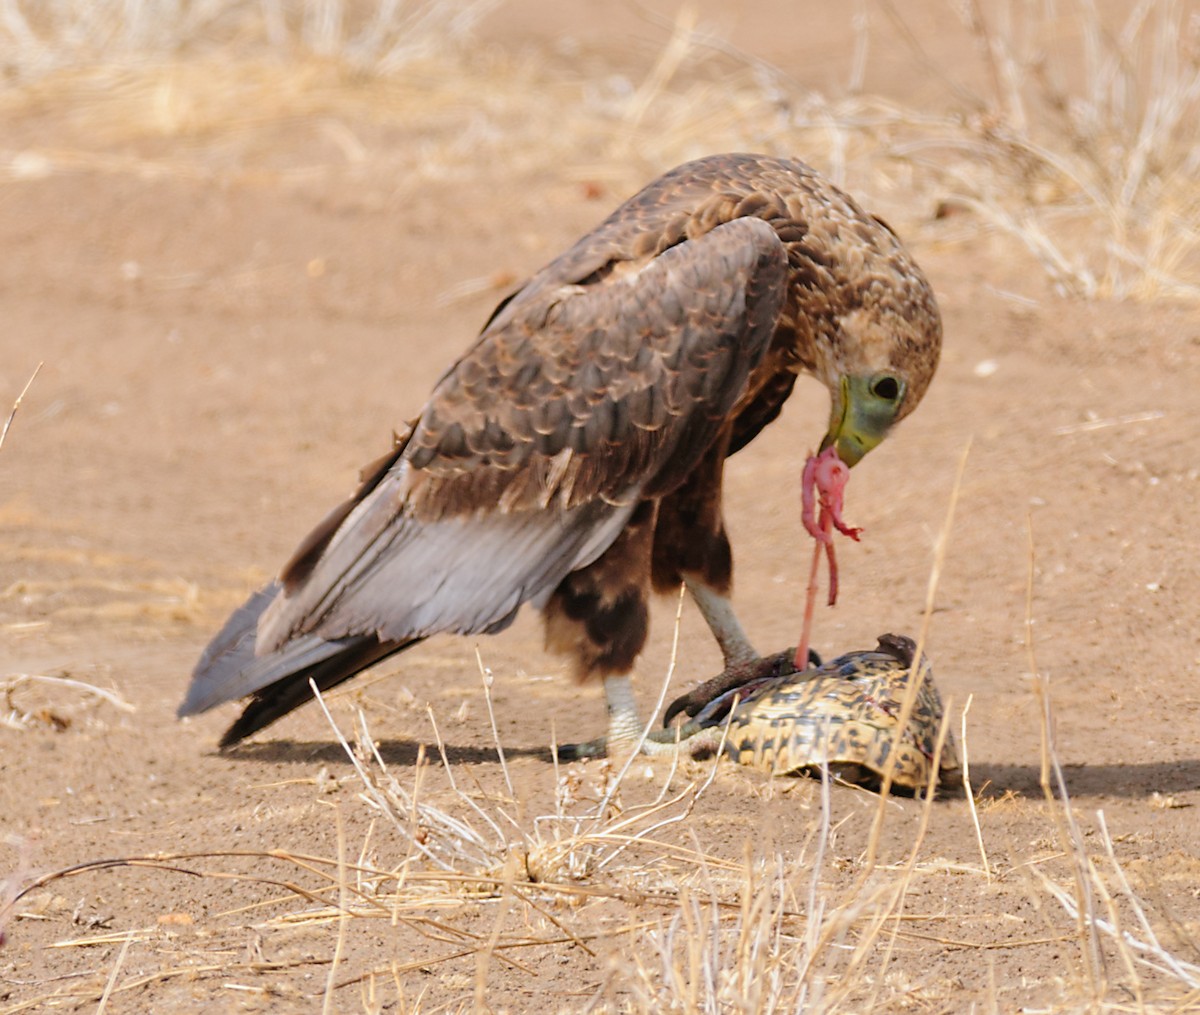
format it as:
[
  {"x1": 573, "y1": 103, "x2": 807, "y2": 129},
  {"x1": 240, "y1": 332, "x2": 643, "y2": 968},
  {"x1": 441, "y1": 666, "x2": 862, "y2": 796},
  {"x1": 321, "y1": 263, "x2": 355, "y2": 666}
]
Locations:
[{"x1": 870, "y1": 374, "x2": 901, "y2": 401}]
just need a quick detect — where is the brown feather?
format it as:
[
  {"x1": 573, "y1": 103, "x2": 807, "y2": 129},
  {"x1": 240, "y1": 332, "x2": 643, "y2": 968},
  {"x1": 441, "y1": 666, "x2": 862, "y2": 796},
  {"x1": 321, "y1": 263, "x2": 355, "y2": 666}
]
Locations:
[{"x1": 278, "y1": 424, "x2": 414, "y2": 591}]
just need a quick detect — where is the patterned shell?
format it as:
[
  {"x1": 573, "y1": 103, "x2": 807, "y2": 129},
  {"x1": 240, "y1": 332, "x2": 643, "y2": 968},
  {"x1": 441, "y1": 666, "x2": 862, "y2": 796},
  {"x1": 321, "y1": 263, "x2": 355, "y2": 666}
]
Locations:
[{"x1": 696, "y1": 634, "x2": 959, "y2": 791}]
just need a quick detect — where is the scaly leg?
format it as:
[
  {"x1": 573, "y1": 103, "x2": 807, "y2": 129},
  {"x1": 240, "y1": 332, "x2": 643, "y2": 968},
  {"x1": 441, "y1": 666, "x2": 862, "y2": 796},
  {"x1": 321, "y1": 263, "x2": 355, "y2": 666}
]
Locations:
[
  {"x1": 685, "y1": 578, "x2": 758, "y2": 666},
  {"x1": 594, "y1": 585, "x2": 756, "y2": 757},
  {"x1": 665, "y1": 582, "x2": 819, "y2": 728},
  {"x1": 601, "y1": 672, "x2": 717, "y2": 758},
  {"x1": 602, "y1": 673, "x2": 643, "y2": 747},
  {"x1": 558, "y1": 673, "x2": 680, "y2": 760}
]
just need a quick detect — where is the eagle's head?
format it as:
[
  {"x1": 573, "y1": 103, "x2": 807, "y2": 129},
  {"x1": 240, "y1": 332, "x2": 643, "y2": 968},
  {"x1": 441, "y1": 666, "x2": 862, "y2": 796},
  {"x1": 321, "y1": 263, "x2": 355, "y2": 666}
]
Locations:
[{"x1": 812, "y1": 223, "x2": 942, "y2": 467}]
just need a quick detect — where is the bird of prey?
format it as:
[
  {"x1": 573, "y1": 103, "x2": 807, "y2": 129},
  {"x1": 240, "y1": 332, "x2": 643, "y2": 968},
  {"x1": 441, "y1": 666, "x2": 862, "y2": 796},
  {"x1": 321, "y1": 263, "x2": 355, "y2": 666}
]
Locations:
[{"x1": 178, "y1": 153, "x2": 942, "y2": 753}]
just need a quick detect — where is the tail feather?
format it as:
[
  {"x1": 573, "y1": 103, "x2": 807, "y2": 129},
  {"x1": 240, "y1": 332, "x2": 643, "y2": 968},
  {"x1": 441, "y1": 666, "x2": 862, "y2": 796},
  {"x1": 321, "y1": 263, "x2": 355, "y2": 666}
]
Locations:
[
  {"x1": 217, "y1": 636, "x2": 411, "y2": 749},
  {"x1": 179, "y1": 582, "x2": 280, "y2": 716},
  {"x1": 179, "y1": 581, "x2": 417, "y2": 748}
]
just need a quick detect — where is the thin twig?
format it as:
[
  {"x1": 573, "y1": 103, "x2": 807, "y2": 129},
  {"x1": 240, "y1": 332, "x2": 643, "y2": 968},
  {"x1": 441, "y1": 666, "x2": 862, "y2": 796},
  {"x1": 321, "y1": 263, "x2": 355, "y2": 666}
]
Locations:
[
  {"x1": 1026, "y1": 518, "x2": 1106, "y2": 995},
  {"x1": 306, "y1": 680, "x2": 421, "y2": 853},
  {"x1": 1052, "y1": 409, "x2": 1165, "y2": 435},
  {"x1": 864, "y1": 438, "x2": 970, "y2": 864},
  {"x1": 590, "y1": 583, "x2": 688, "y2": 824},
  {"x1": 1, "y1": 674, "x2": 136, "y2": 713},
  {"x1": 92, "y1": 931, "x2": 131, "y2": 1015},
  {"x1": 1095, "y1": 810, "x2": 1200, "y2": 988},
  {"x1": 0, "y1": 362, "x2": 41, "y2": 454},
  {"x1": 865, "y1": 694, "x2": 959, "y2": 1011},
  {"x1": 475, "y1": 647, "x2": 514, "y2": 799},
  {"x1": 321, "y1": 802, "x2": 348, "y2": 1015},
  {"x1": 960, "y1": 693, "x2": 991, "y2": 880}
]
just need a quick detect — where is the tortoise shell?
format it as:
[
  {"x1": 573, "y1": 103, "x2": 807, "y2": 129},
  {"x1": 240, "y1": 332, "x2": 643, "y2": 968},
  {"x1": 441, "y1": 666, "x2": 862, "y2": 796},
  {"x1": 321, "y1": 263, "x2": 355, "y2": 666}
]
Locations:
[{"x1": 691, "y1": 634, "x2": 959, "y2": 792}]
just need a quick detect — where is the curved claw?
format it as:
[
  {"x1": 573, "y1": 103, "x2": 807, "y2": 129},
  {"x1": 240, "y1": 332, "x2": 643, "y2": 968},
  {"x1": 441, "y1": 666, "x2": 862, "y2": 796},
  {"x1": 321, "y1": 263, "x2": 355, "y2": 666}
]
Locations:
[{"x1": 661, "y1": 647, "x2": 821, "y2": 727}]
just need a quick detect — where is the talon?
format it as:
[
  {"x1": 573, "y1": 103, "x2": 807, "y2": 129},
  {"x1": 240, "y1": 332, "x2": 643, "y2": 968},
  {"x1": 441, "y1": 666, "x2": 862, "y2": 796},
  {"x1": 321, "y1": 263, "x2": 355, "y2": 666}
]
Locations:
[{"x1": 662, "y1": 647, "x2": 816, "y2": 726}]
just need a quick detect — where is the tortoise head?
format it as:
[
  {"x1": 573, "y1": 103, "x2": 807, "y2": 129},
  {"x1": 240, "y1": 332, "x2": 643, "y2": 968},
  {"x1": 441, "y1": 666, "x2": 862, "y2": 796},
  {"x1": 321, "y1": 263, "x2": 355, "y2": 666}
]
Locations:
[{"x1": 875, "y1": 633, "x2": 917, "y2": 667}]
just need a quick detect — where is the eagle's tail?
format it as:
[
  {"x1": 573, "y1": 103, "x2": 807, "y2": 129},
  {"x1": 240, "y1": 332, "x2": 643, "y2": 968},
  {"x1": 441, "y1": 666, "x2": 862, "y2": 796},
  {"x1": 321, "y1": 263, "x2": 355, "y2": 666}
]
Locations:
[{"x1": 178, "y1": 582, "x2": 418, "y2": 749}]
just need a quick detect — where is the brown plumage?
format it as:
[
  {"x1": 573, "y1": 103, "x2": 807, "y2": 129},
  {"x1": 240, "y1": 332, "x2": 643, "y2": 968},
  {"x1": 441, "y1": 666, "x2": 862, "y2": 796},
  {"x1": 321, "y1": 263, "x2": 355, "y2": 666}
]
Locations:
[{"x1": 178, "y1": 153, "x2": 942, "y2": 750}]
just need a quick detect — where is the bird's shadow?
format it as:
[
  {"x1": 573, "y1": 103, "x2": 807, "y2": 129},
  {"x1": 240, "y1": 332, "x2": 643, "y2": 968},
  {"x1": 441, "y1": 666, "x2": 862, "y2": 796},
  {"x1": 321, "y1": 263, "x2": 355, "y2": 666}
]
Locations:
[
  {"x1": 222, "y1": 737, "x2": 551, "y2": 768},
  {"x1": 221, "y1": 739, "x2": 1200, "y2": 800}
]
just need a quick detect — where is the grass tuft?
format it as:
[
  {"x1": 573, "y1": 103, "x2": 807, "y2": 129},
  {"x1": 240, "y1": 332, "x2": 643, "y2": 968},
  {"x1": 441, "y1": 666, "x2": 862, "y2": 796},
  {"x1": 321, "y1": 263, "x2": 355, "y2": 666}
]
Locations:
[
  {"x1": 0, "y1": 0, "x2": 495, "y2": 81},
  {"x1": 2, "y1": 5, "x2": 1196, "y2": 299},
  {"x1": 872, "y1": 0, "x2": 1200, "y2": 298}
]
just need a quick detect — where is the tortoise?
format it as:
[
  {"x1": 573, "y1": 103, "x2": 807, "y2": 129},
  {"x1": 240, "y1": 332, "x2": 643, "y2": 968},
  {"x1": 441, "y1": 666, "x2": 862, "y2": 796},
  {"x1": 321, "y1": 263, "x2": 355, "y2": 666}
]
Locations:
[
  {"x1": 681, "y1": 634, "x2": 960, "y2": 793},
  {"x1": 591, "y1": 633, "x2": 958, "y2": 794}
]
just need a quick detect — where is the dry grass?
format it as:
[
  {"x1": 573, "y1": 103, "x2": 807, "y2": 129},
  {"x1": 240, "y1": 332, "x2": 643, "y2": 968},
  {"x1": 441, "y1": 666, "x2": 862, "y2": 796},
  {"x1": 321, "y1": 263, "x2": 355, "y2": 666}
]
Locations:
[
  {"x1": 303, "y1": 589, "x2": 730, "y2": 893},
  {"x1": 1, "y1": 671, "x2": 135, "y2": 733},
  {"x1": 0, "y1": 0, "x2": 495, "y2": 80},
  {"x1": 6, "y1": 687, "x2": 1198, "y2": 1011},
  {"x1": 873, "y1": 0, "x2": 1200, "y2": 299},
  {"x1": 1017, "y1": 524, "x2": 1200, "y2": 1009},
  {"x1": 0, "y1": 4, "x2": 1196, "y2": 300}
]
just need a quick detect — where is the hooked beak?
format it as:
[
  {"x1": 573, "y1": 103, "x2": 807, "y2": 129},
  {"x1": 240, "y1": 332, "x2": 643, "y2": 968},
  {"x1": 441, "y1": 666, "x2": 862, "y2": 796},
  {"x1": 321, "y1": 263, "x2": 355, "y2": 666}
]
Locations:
[{"x1": 819, "y1": 374, "x2": 906, "y2": 467}]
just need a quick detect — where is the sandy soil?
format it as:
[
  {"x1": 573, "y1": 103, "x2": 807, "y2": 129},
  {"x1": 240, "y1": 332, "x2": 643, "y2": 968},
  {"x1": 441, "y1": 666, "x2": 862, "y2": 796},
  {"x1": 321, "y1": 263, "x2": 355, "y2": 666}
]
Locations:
[{"x1": 2, "y1": 3, "x2": 1200, "y2": 1012}]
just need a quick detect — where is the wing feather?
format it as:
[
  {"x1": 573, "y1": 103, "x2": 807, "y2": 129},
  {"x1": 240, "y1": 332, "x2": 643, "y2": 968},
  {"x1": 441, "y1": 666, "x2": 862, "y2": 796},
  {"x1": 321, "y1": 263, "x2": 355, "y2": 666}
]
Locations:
[{"x1": 256, "y1": 216, "x2": 787, "y2": 652}]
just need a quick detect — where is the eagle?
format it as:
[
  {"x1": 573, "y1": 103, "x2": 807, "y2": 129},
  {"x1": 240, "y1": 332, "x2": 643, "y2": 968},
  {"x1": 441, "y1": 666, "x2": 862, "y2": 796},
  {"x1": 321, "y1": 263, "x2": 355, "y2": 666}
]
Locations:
[{"x1": 178, "y1": 153, "x2": 942, "y2": 753}]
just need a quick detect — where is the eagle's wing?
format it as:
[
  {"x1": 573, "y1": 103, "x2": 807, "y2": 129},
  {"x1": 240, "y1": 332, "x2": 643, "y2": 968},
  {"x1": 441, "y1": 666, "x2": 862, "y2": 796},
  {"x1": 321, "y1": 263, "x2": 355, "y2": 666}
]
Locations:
[{"x1": 255, "y1": 216, "x2": 788, "y2": 654}]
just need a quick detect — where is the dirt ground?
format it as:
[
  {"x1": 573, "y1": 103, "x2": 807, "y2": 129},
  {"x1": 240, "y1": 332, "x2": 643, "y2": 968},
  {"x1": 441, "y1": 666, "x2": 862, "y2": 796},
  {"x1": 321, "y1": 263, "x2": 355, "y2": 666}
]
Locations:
[{"x1": 3, "y1": 2, "x2": 1200, "y2": 1012}]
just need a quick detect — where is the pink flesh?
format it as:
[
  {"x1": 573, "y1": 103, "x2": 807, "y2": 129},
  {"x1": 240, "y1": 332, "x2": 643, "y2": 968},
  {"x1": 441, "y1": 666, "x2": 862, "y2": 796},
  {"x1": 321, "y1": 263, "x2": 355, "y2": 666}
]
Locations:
[{"x1": 795, "y1": 446, "x2": 862, "y2": 669}]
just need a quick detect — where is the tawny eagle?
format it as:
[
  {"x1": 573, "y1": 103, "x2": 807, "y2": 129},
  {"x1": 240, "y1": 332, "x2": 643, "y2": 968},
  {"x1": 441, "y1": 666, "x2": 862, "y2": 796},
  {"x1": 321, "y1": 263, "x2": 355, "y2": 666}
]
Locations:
[{"x1": 179, "y1": 153, "x2": 941, "y2": 751}]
